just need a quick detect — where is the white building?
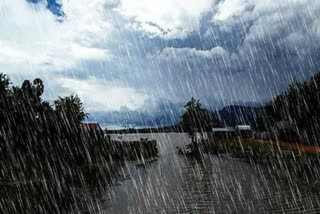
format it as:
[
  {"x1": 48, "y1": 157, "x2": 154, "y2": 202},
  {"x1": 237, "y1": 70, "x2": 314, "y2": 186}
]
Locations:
[{"x1": 208, "y1": 125, "x2": 252, "y2": 139}]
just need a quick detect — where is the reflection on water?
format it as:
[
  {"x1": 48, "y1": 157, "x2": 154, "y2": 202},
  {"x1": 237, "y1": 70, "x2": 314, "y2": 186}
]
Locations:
[{"x1": 102, "y1": 133, "x2": 320, "y2": 214}]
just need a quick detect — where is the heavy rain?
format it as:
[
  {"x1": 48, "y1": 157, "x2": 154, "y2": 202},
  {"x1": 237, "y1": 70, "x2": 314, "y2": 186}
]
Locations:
[{"x1": 1, "y1": 0, "x2": 320, "y2": 213}]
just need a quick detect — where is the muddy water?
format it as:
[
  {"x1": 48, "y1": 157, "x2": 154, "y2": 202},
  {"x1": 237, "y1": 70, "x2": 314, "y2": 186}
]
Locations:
[{"x1": 97, "y1": 133, "x2": 320, "y2": 214}]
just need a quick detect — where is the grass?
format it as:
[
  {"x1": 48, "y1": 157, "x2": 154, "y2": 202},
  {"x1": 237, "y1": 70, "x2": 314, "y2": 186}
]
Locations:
[
  {"x1": 201, "y1": 139, "x2": 320, "y2": 175},
  {"x1": 202, "y1": 139, "x2": 283, "y2": 159},
  {"x1": 201, "y1": 138, "x2": 320, "y2": 163}
]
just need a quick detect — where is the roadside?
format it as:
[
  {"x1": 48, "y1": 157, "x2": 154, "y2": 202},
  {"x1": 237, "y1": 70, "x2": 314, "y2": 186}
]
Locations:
[{"x1": 246, "y1": 138, "x2": 320, "y2": 154}]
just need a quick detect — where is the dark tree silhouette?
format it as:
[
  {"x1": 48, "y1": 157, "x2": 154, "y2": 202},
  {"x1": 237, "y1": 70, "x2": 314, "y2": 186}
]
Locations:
[
  {"x1": 54, "y1": 94, "x2": 88, "y2": 128},
  {"x1": 180, "y1": 97, "x2": 214, "y2": 143},
  {"x1": 0, "y1": 73, "x2": 104, "y2": 181},
  {"x1": 255, "y1": 72, "x2": 320, "y2": 144},
  {"x1": 0, "y1": 73, "x2": 10, "y2": 93}
]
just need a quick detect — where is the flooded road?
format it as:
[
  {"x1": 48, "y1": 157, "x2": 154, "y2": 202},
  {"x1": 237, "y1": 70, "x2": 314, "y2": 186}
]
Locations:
[{"x1": 99, "y1": 133, "x2": 320, "y2": 214}]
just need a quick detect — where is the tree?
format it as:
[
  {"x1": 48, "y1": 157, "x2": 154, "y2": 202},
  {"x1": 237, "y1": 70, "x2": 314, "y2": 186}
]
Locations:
[
  {"x1": 0, "y1": 73, "x2": 11, "y2": 151},
  {"x1": 33, "y1": 78, "x2": 45, "y2": 97},
  {"x1": 0, "y1": 73, "x2": 10, "y2": 93},
  {"x1": 256, "y1": 73, "x2": 320, "y2": 144},
  {"x1": 180, "y1": 97, "x2": 213, "y2": 143},
  {"x1": 54, "y1": 94, "x2": 88, "y2": 128}
]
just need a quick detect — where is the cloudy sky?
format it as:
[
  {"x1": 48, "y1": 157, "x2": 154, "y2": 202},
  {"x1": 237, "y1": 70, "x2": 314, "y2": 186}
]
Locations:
[{"x1": 1, "y1": 0, "x2": 320, "y2": 112}]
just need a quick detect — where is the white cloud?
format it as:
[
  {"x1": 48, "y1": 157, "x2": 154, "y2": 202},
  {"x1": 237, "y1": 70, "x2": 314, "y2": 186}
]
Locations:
[
  {"x1": 212, "y1": 0, "x2": 314, "y2": 23},
  {"x1": 156, "y1": 46, "x2": 231, "y2": 70},
  {"x1": 117, "y1": 0, "x2": 216, "y2": 39},
  {"x1": 213, "y1": 0, "x2": 253, "y2": 21},
  {"x1": 0, "y1": 0, "x2": 112, "y2": 73},
  {"x1": 2, "y1": 0, "x2": 320, "y2": 112},
  {"x1": 208, "y1": 0, "x2": 320, "y2": 62},
  {"x1": 58, "y1": 77, "x2": 148, "y2": 111},
  {"x1": 159, "y1": 46, "x2": 228, "y2": 59}
]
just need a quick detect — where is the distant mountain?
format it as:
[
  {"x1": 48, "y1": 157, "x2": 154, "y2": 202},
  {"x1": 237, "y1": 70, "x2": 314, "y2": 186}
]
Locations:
[
  {"x1": 215, "y1": 105, "x2": 260, "y2": 126},
  {"x1": 88, "y1": 98, "x2": 185, "y2": 128},
  {"x1": 88, "y1": 98, "x2": 261, "y2": 129},
  {"x1": 231, "y1": 101, "x2": 265, "y2": 108}
]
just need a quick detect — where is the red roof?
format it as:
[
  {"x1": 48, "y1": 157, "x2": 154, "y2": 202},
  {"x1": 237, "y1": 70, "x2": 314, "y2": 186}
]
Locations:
[{"x1": 81, "y1": 123, "x2": 101, "y2": 131}]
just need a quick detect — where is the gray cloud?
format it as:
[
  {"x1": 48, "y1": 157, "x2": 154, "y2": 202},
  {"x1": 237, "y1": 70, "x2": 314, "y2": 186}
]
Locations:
[{"x1": 2, "y1": 0, "x2": 320, "y2": 113}]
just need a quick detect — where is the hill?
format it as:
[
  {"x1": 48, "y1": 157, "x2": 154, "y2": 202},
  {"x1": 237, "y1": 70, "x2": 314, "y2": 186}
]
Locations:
[{"x1": 215, "y1": 105, "x2": 260, "y2": 126}]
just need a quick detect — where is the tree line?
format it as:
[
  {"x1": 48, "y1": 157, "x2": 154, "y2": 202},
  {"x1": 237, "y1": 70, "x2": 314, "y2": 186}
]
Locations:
[
  {"x1": 255, "y1": 72, "x2": 320, "y2": 144},
  {"x1": 0, "y1": 73, "x2": 107, "y2": 181},
  {"x1": 180, "y1": 72, "x2": 320, "y2": 146}
]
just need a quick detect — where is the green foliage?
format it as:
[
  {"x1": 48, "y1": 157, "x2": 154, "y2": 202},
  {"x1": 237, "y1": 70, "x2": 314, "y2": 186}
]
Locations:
[
  {"x1": 0, "y1": 73, "x2": 104, "y2": 181},
  {"x1": 255, "y1": 73, "x2": 320, "y2": 144},
  {"x1": 0, "y1": 73, "x2": 10, "y2": 93},
  {"x1": 204, "y1": 139, "x2": 279, "y2": 159},
  {"x1": 180, "y1": 97, "x2": 214, "y2": 141},
  {"x1": 54, "y1": 94, "x2": 88, "y2": 127}
]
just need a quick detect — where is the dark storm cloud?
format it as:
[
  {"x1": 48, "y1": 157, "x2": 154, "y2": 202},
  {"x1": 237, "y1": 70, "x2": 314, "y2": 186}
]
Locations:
[
  {"x1": 3, "y1": 0, "x2": 320, "y2": 111},
  {"x1": 129, "y1": 0, "x2": 320, "y2": 105}
]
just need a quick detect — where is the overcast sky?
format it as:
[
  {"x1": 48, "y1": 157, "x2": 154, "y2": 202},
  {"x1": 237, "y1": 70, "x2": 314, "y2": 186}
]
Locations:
[{"x1": 1, "y1": 0, "x2": 320, "y2": 112}]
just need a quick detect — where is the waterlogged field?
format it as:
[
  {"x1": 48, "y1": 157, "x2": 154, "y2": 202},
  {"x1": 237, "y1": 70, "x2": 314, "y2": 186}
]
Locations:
[{"x1": 97, "y1": 133, "x2": 320, "y2": 214}]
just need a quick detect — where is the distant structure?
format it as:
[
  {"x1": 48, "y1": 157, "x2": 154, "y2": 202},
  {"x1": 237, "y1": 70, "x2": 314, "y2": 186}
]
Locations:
[
  {"x1": 208, "y1": 125, "x2": 252, "y2": 139},
  {"x1": 235, "y1": 125, "x2": 252, "y2": 138},
  {"x1": 81, "y1": 122, "x2": 102, "y2": 132}
]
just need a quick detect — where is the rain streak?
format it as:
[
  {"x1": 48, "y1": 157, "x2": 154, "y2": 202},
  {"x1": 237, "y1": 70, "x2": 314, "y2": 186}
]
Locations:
[{"x1": 1, "y1": 0, "x2": 320, "y2": 213}]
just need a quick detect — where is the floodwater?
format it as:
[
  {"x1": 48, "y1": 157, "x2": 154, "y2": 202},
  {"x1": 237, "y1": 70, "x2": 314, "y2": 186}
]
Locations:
[
  {"x1": 96, "y1": 133, "x2": 320, "y2": 214},
  {"x1": 4, "y1": 133, "x2": 319, "y2": 213}
]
